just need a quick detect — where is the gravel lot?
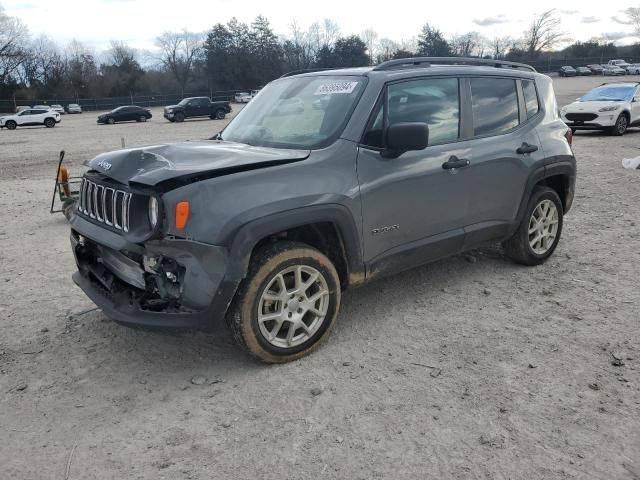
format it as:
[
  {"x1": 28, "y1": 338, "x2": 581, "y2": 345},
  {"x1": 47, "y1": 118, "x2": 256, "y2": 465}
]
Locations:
[{"x1": 1, "y1": 77, "x2": 639, "y2": 479}]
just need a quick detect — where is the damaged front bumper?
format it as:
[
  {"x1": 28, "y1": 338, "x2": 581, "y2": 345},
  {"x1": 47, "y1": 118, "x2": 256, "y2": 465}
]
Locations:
[{"x1": 69, "y1": 213, "x2": 236, "y2": 330}]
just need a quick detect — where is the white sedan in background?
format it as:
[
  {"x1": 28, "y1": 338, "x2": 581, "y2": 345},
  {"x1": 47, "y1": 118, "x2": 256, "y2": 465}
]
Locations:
[
  {"x1": 627, "y1": 64, "x2": 640, "y2": 74},
  {"x1": 560, "y1": 82, "x2": 640, "y2": 136}
]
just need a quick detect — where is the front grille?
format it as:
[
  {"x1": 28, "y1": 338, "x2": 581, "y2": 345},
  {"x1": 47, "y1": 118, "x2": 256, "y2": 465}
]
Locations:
[
  {"x1": 566, "y1": 113, "x2": 598, "y2": 122},
  {"x1": 77, "y1": 177, "x2": 132, "y2": 232}
]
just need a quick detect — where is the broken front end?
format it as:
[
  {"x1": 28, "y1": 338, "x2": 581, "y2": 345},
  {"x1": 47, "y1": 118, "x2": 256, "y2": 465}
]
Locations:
[{"x1": 69, "y1": 172, "x2": 232, "y2": 330}]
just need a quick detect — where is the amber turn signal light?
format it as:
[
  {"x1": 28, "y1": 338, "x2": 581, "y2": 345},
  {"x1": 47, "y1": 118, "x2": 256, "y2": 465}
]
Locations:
[{"x1": 175, "y1": 201, "x2": 190, "y2": 230}]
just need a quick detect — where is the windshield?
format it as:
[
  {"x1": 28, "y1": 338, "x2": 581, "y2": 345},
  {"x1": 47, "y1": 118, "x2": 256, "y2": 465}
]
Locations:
[
  {"x1": 580, "y1": 85, "x2": 636, "y2": 102},
  {"x1": 222, "y1": 75, "x2": 367, "y2": 149}
]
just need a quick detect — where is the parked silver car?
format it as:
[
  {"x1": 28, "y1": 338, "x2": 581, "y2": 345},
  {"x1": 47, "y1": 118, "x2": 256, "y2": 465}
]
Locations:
[{"x1": 66, "y1": 104, "x2": 82, "y2": 114}]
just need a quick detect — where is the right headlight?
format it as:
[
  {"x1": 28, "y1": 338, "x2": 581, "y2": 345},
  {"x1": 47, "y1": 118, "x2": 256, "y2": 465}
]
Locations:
[
  {"x1": 148, "y1": 196, "x2": 159, "y2": 228},
  {"x1": 598, "y1": 105, "x2": 620, "y2": 112}
]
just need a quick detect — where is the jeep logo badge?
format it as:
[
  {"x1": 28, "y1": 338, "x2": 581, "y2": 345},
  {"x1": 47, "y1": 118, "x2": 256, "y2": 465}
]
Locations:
[{"x1": 97, "y1": 159, "x2": 112, "y2": 171}]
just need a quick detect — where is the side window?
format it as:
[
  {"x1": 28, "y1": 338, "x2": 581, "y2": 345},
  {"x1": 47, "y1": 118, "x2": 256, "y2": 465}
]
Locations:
[
  {"x1": 362, "y1": 77, "x2": 460, "y2": 148},
  {"x1": 33, "y1": 109, "x2": 47, "y2": 114},
  {"x1": 470, "y1": 77, "x2": 519, "y2": 136},
  {"x1": 19, "y1": 110, "x2": 32, "y2": 116},
  {"x1": 522, "y1": 80, "x2": 540, "y2": 118}
]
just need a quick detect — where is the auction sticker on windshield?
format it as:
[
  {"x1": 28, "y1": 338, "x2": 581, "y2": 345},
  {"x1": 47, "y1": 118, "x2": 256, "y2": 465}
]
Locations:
[{"x1": 314, "y1": 81, "x2": 359, "y2": 95}]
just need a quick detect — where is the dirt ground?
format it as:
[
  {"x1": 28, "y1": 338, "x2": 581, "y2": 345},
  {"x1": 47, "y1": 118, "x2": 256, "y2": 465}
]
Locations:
[{"x1": 1, "y1": 77, "x2": 639, "y2": 479}]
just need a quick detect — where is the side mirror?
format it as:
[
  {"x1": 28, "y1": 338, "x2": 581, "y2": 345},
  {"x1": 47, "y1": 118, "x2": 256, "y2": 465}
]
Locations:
[{"x1": 382, "y1": 122, "x2": 429, "y2": 158}]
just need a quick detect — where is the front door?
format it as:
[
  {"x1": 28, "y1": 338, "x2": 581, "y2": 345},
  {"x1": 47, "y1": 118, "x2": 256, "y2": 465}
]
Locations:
[{"x1": 357, "y1": 77, "x2": 470, "y2": 275}]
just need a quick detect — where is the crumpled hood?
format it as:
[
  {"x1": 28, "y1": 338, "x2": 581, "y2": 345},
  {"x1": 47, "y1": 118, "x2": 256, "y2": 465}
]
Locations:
[{"x1": 84, "y1": 141, "x2": 311, "y2": 187}]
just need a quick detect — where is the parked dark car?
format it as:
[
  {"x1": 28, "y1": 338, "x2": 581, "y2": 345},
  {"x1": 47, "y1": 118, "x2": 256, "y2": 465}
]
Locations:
[
  {"x1": 97, "y1": 106, "x2": 152, "y2": 125},
  {"x1": 576, "y1": 67, "x2": 592, "y2": 76},
  {"x1": 587, "y1": 64, "x2": 604, "y2": 75},
  {"x1": 558, "y1": 66, "x2": 577, "y2": 77},
  {"x1": 70, "y1": 57, "x2": 576, "y2": 363},
  {"x1": 163, "y1": 97, "x2": 232, "y2": 122}
]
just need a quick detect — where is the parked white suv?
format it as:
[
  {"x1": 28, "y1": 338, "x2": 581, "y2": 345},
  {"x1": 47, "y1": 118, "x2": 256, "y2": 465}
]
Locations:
[
  {"x1": 560, "y1": 82, "x2": 640, "y2": 135},
  {"x1": 0, "y1": 108, "x2": 61, "y2": 130}
]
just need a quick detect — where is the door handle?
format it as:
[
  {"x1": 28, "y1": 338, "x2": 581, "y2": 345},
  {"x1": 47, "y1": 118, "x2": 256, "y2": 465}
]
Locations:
[
  {"x1": 442, "y1": 156, "x2": 470, "y2": 170},
  {"x1": 516, "y1": 142, "x2": 539, "y2": 154}
]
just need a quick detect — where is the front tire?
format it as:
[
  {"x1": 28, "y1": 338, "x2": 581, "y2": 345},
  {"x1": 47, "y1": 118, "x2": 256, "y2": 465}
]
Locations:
[
  {"x1": 174, "y1": 112, "x2": 185, "y2": 122},
  {"x1": 107, "y1": 117, "x2": 115, "y2": 125},
  {"x1": 503, "y1": 186, "x2": 564, "y2": 266},
  {"x1": 215, "y1": 109, "x2": 226, "y2": 120},
  {"x1": 610, "y1": 113, "x2": 628, "y2": 136},
  {"x1": 44, "y1": 118, "x2": 56, "y2": 128},
  {"x1": 138, "y1": 115, "x2": 147, "y2": 122},
  {"x1": 227, "y1": 241, "x2": 341, "y2": 363}
]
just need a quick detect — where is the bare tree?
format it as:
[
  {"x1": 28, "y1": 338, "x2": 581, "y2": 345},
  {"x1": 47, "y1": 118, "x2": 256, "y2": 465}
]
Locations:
[
  {"x1": 625, "y1": 7, "x2": 640, "y2": 36},
  {"x1": 155, "y1": 30, "x2": 203, "y2": 94},
  {"x1": 376, "y1": 37, "x2": 400, "y2": 62},
  {"x1": 361, "y1": 28, "x2": 379, "y2": 64},
  {"x1": 321, "y1": 19, "x2": 340, "y2": 47},
  {"x1": 491, "y1": 36, "x2": 512, "y2": 59},
  {"x1": 450, "y1": 32, "x2": 485, "y2": 57},
  {"x1": 523, "y1": 9, "x2": 566, "y2": 55},
  {"x1": 0, "y1": 5, "x2": 29, "y2": 86}
]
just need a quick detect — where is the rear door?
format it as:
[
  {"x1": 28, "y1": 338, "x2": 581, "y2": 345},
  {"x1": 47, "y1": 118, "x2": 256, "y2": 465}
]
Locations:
[{"x1": 461, "y1": 76, "x2": 546, "y2": 247}]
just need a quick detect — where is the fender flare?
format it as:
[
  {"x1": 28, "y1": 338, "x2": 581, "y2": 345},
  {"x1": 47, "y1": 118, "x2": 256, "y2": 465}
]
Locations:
[
  {"x1": 510, "y1": 156, "x2": 576, "y2": 236},
  {"x1": 223, "y1": 204, "x2": 364, "y2": 285}
]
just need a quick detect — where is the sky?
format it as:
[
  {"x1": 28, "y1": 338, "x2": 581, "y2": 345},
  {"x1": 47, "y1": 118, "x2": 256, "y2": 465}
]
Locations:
[{"x1": 2, "y1": 0, "x2": 639, "y2": 52}]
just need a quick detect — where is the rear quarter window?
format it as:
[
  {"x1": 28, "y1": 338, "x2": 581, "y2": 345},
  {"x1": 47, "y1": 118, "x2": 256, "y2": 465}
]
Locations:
[
  {"x1": 522, "y1": 80, "x2": 540, "y2": 118},
  {"x1": 470, "y1": 77, "x2": 519, "y2": 136}
]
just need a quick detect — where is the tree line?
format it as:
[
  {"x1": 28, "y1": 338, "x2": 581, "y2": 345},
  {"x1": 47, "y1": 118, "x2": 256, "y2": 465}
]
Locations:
[{"x1": 2, "y1": 6, "x2": 640, "y2": 102}]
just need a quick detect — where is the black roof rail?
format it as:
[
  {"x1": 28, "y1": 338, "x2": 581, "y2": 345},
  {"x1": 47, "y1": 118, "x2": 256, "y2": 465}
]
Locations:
[{"x1": 373, "y1": 57, "x2": 537, "y2": 73}]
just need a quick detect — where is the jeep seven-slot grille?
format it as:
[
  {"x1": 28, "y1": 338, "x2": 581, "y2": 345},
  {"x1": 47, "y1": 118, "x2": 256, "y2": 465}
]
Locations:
[{"x1": 77, "y1": 178, "x2": 132, "y2": 232}]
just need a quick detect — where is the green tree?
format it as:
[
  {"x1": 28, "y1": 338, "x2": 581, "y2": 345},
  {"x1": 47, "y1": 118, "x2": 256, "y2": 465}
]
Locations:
[
  {"x1": 331, "y1": 35, "x2": 368, "y2": 67},
  {"x1": 416, "y1": 24, "x2": 450, "y2": 56}
]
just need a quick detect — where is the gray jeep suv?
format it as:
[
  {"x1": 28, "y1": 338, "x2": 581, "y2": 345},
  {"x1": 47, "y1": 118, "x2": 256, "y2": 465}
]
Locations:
[{"x1": 70, "y1": 57, "x2": 576, "y2": 363}]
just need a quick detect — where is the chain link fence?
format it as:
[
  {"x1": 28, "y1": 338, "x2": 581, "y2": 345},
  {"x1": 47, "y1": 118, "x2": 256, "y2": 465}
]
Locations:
[
  {"x1": 0, "y1": 89, "x2": 249, "y2": 114},
  {"x1": 3, "y1": 56, "x2": 640, "y2": 113}
]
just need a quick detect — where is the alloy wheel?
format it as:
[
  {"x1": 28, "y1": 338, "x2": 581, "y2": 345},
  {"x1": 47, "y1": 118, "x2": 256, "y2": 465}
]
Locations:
[
  {"x1": 257, "y1": 265, "x2": 330, "y2": 348},
  {"x1": 528, "y1": 199, "x2": 559, "y2": 255}
]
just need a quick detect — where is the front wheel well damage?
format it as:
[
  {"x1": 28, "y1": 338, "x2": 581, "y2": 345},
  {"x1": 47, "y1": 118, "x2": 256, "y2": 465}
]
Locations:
[{"x1": 250, "y1": 222, "x2": 350, "y2": 290}]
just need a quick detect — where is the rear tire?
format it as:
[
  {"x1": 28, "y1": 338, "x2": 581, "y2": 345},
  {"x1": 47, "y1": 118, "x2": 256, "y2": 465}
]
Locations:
[
  {"x1": 174, "y1": 112, "x2": 185, "y2": 122},
  {"x1": 610, "y1": 113, "x2": 628, "y2": 136},
  {"x1": 44, "y1": 118, "x2": 55, "y2": 128},
  {"x1": 227, "y1": 241, "x2": 341, "y2": 363},
  {"x1": 5, "y1": 120, "x2": 16, "y2": 130},
  {"x1": 503, "y1": 186, "x2": 564, "y2": 266}
]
